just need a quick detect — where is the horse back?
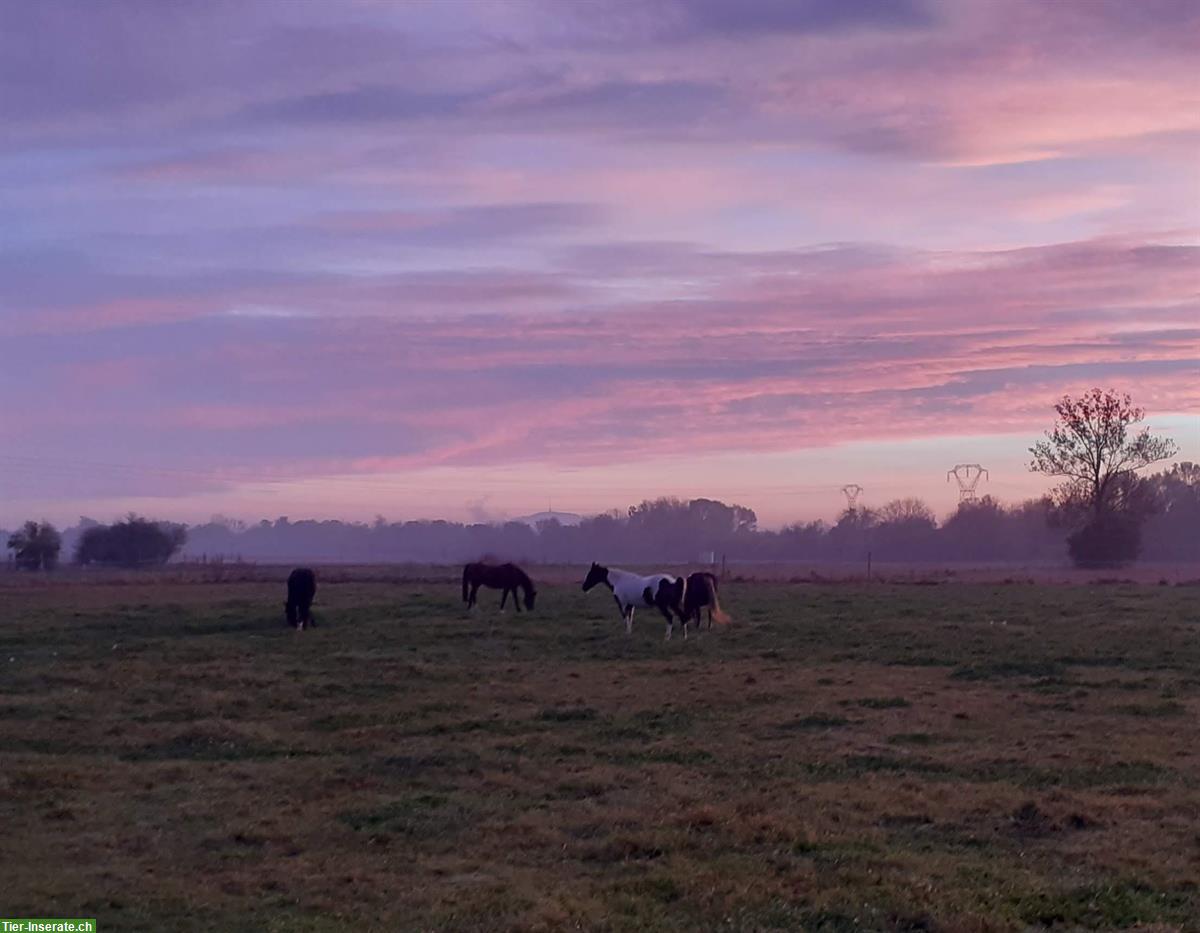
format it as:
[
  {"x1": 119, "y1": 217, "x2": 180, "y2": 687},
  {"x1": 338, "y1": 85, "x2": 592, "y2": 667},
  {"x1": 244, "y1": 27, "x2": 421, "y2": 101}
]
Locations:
[
  {"x1": 683, "y1": 571, "x2": 717, "y2": 610},
  {"x1": 287, "y1": 568, "x2": 316, "y2": 601},
  {"x1": 285, "y1": 568, "x2": 316, "y2": 626},
  {"x1": 465, "y1": 561, "x2": 529, "y2": 589}
]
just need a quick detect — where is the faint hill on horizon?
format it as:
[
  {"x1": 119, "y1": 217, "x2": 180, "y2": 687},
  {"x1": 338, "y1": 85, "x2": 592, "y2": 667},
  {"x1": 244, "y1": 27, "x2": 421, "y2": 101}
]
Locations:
[{"x1": 511, "y1": 510, "x2": 583, "y2": 527}]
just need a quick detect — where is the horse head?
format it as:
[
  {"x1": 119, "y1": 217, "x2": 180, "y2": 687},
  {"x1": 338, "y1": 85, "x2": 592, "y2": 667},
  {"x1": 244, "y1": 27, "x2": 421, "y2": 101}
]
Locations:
[
  {"x1": 582, "y1": 562, "x2": 608, "y2": 592},
  {"x1": 524, "y1": 588, "x2": 537, "y2": 610}
]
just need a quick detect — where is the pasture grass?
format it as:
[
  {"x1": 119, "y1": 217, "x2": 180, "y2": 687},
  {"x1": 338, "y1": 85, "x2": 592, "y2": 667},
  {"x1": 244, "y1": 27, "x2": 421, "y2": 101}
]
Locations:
[{"x1": 1, "y1": 571, "x2": 1199, "y2": 931}]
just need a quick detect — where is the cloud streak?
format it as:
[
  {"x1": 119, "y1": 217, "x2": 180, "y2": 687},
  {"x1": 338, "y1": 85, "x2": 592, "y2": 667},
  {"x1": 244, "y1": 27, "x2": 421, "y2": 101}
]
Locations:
[
  {"x1": 5, "y1": 236, "x2": 1196, "y2": 492},
  {"x1": 2, "y1": 1, "x2": 1196, "y2": 523}
]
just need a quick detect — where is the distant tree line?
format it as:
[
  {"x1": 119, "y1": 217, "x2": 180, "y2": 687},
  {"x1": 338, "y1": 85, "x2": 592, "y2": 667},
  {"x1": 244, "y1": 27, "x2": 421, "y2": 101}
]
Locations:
[
  {"x1": 171, "y1": 463, "x2": 1198, "y2": 566},
  {"x1": 4, "y1": 516, "x2": 187, "y2": 570},
  {"x1": 5, "y1": 470, "x2": 1195, "y2": 571},
  {"x1": 4, "y1": 393, "x2": 1192, "y2": 571}
]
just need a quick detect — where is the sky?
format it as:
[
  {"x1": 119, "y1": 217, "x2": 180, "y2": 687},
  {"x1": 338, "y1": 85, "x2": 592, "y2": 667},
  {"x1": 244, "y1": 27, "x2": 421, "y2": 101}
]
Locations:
[{"x1": 2, "y1": 0, "x2": 1198, "y2": 529}]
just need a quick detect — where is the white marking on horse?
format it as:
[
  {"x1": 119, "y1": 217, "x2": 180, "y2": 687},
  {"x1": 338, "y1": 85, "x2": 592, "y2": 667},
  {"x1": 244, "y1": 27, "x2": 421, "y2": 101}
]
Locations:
[{"x1": 583, "y1": 563, "x2": 685, "y2": 638}]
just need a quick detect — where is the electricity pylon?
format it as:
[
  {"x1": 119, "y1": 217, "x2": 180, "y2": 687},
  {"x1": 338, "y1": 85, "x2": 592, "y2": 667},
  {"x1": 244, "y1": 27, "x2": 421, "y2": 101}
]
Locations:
[{"x1": 947, "y1": 464, "x2": 989, "y2": 503}]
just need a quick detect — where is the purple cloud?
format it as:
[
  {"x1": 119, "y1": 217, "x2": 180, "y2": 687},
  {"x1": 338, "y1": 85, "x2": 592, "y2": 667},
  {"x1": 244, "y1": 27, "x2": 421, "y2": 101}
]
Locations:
[
  {"x1": 660, "y1": 0, "x2": 934, "y2": 37},
  {"x1": 1, "y1": 1, "x2": 1196, "y2": 524}
]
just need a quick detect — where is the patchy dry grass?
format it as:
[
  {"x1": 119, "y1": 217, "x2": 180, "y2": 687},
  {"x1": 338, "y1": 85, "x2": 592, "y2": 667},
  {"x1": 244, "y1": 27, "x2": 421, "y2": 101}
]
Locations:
[{"x1": 1, "y1": 572, "x2": 1199, "y2": 931}]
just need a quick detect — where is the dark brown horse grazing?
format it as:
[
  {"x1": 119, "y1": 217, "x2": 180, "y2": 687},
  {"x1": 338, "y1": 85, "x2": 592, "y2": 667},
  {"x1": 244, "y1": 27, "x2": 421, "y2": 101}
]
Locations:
[
  {"x1": 285, "y1": 567, "x2": 317, "y2": 629},
  {"x1": 462, "y1": 562, "x2": 537, "y2": 611},
  {"x1": 680, "y1": 571, "x2": 731, "y2": 631}
]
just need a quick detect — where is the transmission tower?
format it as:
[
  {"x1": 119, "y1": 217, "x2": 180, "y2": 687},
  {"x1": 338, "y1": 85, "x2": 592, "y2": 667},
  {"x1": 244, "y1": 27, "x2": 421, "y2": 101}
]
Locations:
[
  {"x1": 841, "y1": 484, "x2": 864, "y2": 512},
  {"x1": 947, "y1": 464, "x2": 989, "y2": 503}
]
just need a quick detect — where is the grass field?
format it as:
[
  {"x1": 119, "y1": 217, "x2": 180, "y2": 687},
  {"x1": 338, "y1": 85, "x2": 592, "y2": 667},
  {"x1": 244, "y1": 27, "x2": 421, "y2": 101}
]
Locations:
[{"x1": 2, "y1": 570, "x2": 1199, "y2": 932}]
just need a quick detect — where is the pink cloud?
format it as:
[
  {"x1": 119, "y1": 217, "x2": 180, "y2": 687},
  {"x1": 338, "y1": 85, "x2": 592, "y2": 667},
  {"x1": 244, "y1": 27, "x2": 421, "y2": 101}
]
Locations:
[
  {"x1": 16, "y1": 234, "x2": 1189, "y2": 490},
  {"x1": 4, "y1": 2, "x2": 1198, "y2": 523}
]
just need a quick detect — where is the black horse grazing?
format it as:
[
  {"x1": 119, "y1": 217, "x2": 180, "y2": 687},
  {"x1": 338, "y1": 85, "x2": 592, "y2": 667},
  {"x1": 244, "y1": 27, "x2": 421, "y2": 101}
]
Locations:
[
  {"x1": 285, "y1": 567, "x2": 317, "y2": 629},
  {"x1": 681, "y1": 571, "x2": 731, "y2": 631},
  {"x1": 462, "y1": 561, "x2": 537, "y2": 612}
]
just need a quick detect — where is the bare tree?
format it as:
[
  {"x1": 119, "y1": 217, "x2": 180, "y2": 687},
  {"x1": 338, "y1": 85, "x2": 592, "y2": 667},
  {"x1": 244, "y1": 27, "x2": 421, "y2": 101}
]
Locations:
[
  {"x1": 877, "y1": 498, "x2": 936, "y2": 525},
  {"x1": 1029, "y1": 388, "x2": 1177, "y2": 565},
  {"x1": 1029, "y1": 388, "x2": 1177, "y2": 516}
]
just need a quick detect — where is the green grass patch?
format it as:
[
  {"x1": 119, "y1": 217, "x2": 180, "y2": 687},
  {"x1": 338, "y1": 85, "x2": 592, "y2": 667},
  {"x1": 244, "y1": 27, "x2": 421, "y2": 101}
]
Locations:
[
  {"x1": 121, "y1": 729, "x2": 316, "y2": 762},
  {"x1": 779, "y1": 713, "x2": 851, "y2": 730},
  {"x1": 4, "y1": 575, "x2": 1199, "y2": 931},
  {"x1": 846, "y1": 696, "x2": 912, "y2": 709},
  {"x1": 886, "y1": 732, "x2": 948, "y2": 746},
  {"x1": 1013, "y1": 880, "x2": 1195, "y2": 927},
  {"x1": 535, "y1": 705, "x2": 598, "y2": 722},
  {"x1": 337, "y1": 792, "x2": 476, "y2": 841},
  {"x1": 951, "y1": 660, "x2": 1065, "y2": 680},
  {"x1": 1111, "y1": 701, "x2": 1187, "y2": 717}
]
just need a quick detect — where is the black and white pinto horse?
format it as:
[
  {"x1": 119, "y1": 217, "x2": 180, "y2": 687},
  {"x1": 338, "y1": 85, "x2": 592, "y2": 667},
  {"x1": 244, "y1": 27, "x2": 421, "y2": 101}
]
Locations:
[
  {"x1": 582, "y1": 562, "x2": 691, "y2": 639},
  {"x1": 285, "y1": 567, "x2": 317, "y2": 629},
  {"x1": 462, "y1": 561, "x2": 537, "y2": 612},
  {"x1": 680, "y1": 571, "x2": 732, "y2": 630}
]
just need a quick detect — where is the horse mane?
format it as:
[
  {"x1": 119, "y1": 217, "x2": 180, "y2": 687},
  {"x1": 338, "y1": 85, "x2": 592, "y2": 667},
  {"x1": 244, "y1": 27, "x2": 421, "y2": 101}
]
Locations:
[{"x1": 512, "y1": 565, "x2": 534, "y2": 592}]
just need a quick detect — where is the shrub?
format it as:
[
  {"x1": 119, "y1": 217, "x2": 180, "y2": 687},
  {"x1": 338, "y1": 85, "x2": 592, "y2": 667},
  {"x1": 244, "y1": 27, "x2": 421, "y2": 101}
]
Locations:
[{"x1": 74, "y1": 516, "x2": 187, "y2": 567}]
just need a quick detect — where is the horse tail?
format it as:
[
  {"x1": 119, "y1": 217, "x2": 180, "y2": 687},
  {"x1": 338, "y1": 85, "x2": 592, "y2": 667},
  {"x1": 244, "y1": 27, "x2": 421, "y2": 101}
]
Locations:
[
  {"x1": 707, "y1": 575, "x2": 731, "y2": 625},
  {"x1": 462, "y1": 564, "x2": 471, "y2": 602}
]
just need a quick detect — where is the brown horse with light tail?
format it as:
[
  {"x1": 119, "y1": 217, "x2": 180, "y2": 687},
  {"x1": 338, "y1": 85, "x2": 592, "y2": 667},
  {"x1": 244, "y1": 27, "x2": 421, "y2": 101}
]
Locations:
[{"x1": 680, "y1": 571, "x2": 731, "y2": 630}]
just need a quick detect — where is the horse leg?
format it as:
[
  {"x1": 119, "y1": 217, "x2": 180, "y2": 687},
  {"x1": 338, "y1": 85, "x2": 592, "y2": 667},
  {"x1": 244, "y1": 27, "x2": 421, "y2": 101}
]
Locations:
[
  {"x1": 625, "y1": 606, "x2": 634, "y2": 636},
  {"x1": 499, "y1": 587, "x2": 508, "y2": 611},
  {"x1": 660, "y1": 602, "x2": 675, "y2": 641},
  {"x1": 468, "y1": 584, "x2": 479, "y2": 609},
  {"x1": 512, "y1": 588, "x2": 521, "y2": 613},
  {"x1": 657, "y1": 597, "x2": 676, "y2": 641}
]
